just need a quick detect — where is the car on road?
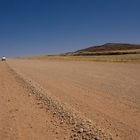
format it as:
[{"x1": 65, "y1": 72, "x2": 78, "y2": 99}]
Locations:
[{"x1": 1, "y1": 56, "x2": 6, "y2": 61}]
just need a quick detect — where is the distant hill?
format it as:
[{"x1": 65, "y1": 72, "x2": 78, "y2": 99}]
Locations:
[
  {"x1": 23, "y1": 43, "x2": 140, "y2": 62},
  {"x1": 76, "y1": 43, "x2": 140, "y2": 53}
]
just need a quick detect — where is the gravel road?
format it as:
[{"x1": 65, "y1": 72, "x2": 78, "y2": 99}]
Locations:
[
  {"x1": 0, "y1": 61, "x2": 76, "y2": 140},
  {"x1": 1, "y1": 59, "x2": 140, "y2": 140}
]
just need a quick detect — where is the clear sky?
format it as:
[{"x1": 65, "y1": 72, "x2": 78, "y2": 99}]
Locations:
[{"x1": 0, "y1": 0, "x2": 140, "y2": 56}]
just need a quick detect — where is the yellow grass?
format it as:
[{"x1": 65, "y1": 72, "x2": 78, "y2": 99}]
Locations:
[{"x1": 19, "y1": 53, "x2": 140, "y2": 63}]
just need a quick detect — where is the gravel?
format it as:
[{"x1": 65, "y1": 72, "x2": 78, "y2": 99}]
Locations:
[{"x1": 8, "y1": 65, "x2": 113, "y2": 140}]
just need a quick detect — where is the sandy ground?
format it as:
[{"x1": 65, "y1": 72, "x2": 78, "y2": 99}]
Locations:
[
  {"x1": 0, "y1": 62, "x2": 74, "y2": 140},
  {"x1": 4, "y1": 59, "x2": 140, "y2": 139}
]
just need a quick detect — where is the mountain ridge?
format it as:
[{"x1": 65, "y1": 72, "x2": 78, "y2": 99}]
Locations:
[{"x1": 76, "y1": 43, "x2": 140, "y2": 53}]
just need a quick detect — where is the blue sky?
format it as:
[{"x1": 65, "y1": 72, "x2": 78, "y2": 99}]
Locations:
[{"x1": 0, "y1": 0, "x2": 140, "y2": 56}]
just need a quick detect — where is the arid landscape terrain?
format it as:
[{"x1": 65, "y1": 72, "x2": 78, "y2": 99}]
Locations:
[
  {"x1": 0, "y1": 58, "x2": 139, "y2": 140},
  {"x1": 25, "y1": 43, "x2": 140, "y2": 62},
  {"x1": 1, "y1": 0, "x2": 140, "y2": 139}
]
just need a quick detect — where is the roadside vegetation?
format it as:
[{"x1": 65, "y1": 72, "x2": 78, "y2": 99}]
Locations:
[
  {"x1": 21, "y1": 53, "x2": 140, "y2": 62},
  {"x1": 19, "y1": 43, "x2": 140, "y2": 62}
]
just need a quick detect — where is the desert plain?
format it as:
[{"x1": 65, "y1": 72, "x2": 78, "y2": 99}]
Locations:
[{"x1": 0, "y1": 59, "x2": 140, "y2": 140}]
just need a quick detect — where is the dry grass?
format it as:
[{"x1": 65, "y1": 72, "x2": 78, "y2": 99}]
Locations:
[
  {"x1": 65, "y1": 49, "x2": 140, "y2": 56},
  {"x1": 19, "y1": 53, "x2": 140, "y2": 63},
  {"x1": 17, "y1": 48, "x2": 140, "y2": 63}
]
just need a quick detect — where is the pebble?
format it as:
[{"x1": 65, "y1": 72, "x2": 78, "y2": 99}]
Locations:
[
  {"x1": 60, "y1": 120, "x2": 63, "y2": 124},
  {"x1": 55, "y1": 130, "x2": 59, "y2": 134},
  {"x1": 78, "y1": 128, "x2": 84, "y2": 133}
]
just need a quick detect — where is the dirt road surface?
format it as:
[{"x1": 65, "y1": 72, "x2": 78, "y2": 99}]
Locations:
[
  {"x1": 0, "y1": 62, "x2": 75, "y2": 140},
  {"x1": 1, "y1": 59, "x2": 140, "y2": 140}
]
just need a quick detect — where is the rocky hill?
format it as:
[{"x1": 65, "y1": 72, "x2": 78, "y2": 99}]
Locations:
[{"x1": 76, "y1": 43, "x2": 140, "y2": 53}]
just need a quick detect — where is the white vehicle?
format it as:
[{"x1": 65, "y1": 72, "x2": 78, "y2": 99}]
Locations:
[{"x1": 1, "y1": 56, "x2": 6, "y2": 61}]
